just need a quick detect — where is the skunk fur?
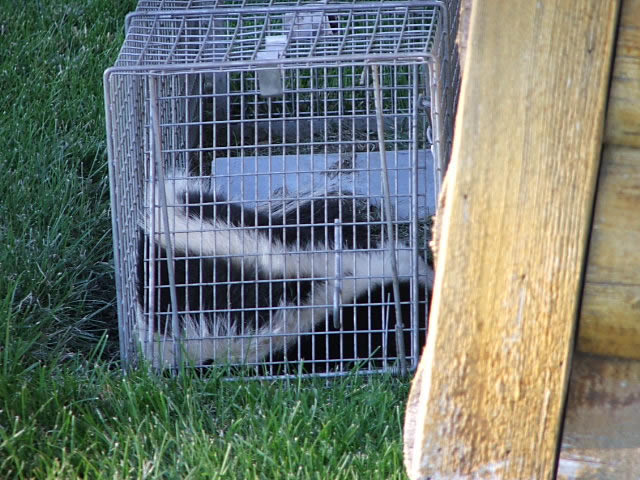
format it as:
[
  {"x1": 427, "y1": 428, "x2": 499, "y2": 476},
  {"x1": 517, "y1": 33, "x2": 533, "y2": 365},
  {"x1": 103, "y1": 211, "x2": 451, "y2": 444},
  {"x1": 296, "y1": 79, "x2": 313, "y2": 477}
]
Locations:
[{"x1": 136, "y1": 174, "x2": 433, "y2": 371}]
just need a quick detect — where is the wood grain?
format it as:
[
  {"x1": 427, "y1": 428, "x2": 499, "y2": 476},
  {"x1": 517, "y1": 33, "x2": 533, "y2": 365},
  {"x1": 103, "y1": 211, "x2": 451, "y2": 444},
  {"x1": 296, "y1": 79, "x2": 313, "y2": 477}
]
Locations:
[
  {"x1": 574, "y1": 0, "x2": 640, "y2": 361},
  {"x1": 604, "y1": 0, "x2": 640, "y2": 148},
  {"x1": 403, "y1": 1, "x2": 619, "y2": 479},
  {"x1": 577, "y1": 146, "x2": 640, "y2": 359},
  {"x1": 582, "y1": 147, "x2": 640, "y2": 285},
  {"x1": 557, "y1": 354, "x2": 640, "y2": 479},
  {"x1": 578, "y1": 282, "x2": 640, "y2": 360}
]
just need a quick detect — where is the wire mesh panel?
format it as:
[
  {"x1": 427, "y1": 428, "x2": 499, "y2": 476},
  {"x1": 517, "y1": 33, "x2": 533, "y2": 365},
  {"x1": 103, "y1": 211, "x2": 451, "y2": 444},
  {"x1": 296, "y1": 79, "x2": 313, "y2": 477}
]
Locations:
[{"x1": 105, "y1": 1, "x2": 458, "y2": 376}]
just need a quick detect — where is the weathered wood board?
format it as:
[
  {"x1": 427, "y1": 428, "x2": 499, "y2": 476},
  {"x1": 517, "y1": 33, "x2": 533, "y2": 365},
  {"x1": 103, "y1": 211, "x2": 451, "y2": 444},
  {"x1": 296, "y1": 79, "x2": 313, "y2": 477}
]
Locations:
[
  {"x1": 579, "y1": 283, "x2": 640, "y2": 360},
  {"x1": 578, "y1": 146, "x2": 640, "y2": 360},
  {"x1": 583, "y1": 148, "x2": 640, "y2": 285},
  {"x1": 557, "y1": 354, "x2": 640, "y2": 480},
  {"x1": 403, "y1": 0, "x2": 619, "y2": 478},
  {"x1": 604, "y1": 0, "x2": 640, "y2": 148},
  {"x1": 576, "y1": 0, "x2": 640, "y2": 361},
  {"x1": 557, "y1": 4, "x2": 640, "y2": 477}
]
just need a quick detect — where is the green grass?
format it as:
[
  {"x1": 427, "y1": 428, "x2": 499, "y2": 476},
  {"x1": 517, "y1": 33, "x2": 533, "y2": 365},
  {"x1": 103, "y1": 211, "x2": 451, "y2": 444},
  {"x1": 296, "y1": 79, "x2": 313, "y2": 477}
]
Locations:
[
  {"x1": 1, "y1": 356, "x2": 410, "y2": 479},
  {"x1": 0, "y1": 2, "x2": 412, "y2": 478}
]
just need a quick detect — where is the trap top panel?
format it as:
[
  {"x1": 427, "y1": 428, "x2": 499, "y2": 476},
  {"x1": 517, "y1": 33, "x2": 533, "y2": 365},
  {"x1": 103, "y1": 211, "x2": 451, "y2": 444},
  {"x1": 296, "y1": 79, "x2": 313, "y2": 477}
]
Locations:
[
  {"x1": 115, "y1": 2, "x2": 445, "y2": 70},
  {"x1": 133, "y1": 0, "x2": 429, "y2": 9}
]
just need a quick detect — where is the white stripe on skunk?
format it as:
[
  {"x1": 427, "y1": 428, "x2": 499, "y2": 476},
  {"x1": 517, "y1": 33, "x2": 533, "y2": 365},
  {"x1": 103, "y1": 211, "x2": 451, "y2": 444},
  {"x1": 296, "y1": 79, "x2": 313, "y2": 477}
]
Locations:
[{"x1": 137, "y1": 172, "x2": 433, "y2": 370}]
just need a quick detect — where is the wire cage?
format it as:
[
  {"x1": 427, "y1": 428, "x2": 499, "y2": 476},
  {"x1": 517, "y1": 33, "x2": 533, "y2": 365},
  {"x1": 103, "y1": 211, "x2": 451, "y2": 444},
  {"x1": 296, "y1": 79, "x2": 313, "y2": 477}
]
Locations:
[{"x1": 104, "y1": 0, "x2": 459, "y2": 377}]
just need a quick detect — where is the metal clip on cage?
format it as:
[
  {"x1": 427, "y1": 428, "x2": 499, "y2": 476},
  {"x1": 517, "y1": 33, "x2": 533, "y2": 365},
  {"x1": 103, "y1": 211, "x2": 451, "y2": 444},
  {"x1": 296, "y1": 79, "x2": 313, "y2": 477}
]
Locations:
[{"x1": 104, "y1": 0, "x2": 459, "y2": 377}]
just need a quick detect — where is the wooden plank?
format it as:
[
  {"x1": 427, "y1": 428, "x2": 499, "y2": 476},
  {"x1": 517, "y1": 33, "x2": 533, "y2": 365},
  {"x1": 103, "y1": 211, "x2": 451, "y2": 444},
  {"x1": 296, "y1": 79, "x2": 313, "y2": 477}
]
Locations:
[
  {"x1": 604, "y1": 0, "x2": 640, "y2": 148},
  {"x1": 456, "y1": 0, "x2": 472, "y2": 75},
  {"x1": 578, "y1": 282, "x2": 640, "y2": 360},
  {"x1": 583, "y1": 147, "x2": 640, "y2": 285},
  {"x1": 403, "y1": 1, "x2": 619, "y2": 479},
  {"x1": 557, "y1": 353, "x2": 640, "y2": 479},
  {"x1": 576, "y1": 146, "x2": 640, "y2": 360}
]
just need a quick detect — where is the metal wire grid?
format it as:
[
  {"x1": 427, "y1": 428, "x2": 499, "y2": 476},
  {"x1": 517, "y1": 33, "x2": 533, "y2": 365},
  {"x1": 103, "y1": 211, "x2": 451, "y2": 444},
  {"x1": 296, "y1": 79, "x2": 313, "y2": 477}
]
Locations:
[
  {"x1": 117, "y1": 3, "x2": 442, "y2": 67},
  {"x1": 105, "y1": 2, "x2": 456, "y2": 375},
  {"x1": 431, "y1": 0, "x2": 458, "y2": 190},
  {"x1": 104, "y1": 75, "x2": 146, "y2": 364},
  {"x1": 129, "y1": 0, "x2": 447, "y2": 15},
  {"x1": 124, "y1": 0, "x2": 459, "y2": 176},
  {"x1": 106, "y1": 66, "x2": 431, "y2": 374},
  {"x1": 133, "y1": 0, "x2": 371, "y2": 10}
]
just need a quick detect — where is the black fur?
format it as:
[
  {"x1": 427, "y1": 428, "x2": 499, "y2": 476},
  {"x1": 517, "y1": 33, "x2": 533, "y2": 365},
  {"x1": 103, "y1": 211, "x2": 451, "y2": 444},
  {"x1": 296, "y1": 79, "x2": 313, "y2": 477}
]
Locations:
[{"x1": 137, "y1": 183, "x2": 431, "y2": 372}]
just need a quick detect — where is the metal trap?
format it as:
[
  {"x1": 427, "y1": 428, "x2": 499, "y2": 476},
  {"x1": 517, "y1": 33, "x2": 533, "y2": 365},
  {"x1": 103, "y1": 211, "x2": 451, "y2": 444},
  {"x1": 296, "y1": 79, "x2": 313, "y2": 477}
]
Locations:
[{"x1": 104, "y1": 0, "x2": 459, "y2": 376}]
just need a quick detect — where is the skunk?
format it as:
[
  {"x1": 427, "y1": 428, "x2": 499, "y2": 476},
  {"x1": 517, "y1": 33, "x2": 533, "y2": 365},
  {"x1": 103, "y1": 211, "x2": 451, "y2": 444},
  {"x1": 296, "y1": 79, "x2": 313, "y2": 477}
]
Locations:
[{"x1": 136, "y1": 173, "x2": 433, "y2": 372}]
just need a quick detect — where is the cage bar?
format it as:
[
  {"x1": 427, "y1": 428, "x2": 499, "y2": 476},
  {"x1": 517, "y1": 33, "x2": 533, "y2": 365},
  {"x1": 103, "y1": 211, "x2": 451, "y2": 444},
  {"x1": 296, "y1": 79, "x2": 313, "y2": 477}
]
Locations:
[{"x1": 105, "y1": 1, "x2": 458, "y2": 376}]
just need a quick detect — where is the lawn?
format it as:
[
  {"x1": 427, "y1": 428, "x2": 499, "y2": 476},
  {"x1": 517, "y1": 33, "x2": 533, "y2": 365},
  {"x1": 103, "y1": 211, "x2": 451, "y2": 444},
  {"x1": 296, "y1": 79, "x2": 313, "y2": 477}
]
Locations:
[{"x1": 0, "y1": 2, "x2": 411, "y2": 478}]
